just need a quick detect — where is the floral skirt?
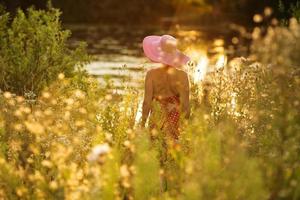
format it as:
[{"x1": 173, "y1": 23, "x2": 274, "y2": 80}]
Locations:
[{"x1": 149, "y1": 95, "x2": 180, "y2": 140}]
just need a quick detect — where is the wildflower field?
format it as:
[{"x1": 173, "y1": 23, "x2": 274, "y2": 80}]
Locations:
[{"x1": 0, "y1": 5, "x2": 300, "y2": 200}]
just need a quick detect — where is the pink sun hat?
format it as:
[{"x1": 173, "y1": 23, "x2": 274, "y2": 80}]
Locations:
[{"x1": 143, "y1": 35, "x2": 190, "y2": 68}]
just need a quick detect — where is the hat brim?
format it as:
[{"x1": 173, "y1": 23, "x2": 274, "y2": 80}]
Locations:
[{"x1": 143, "y1": 36, "x2": 190, "y2": 67}]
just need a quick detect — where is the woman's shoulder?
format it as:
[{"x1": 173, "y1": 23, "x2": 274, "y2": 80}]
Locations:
[
  {"x1": 174, "y1": 68, "x2": 188, "y2": 76},
  {"x1": 146, "y1": 66, "x2": 187, "y2": 76},
  {"x1": 146, "y1": 67, "x2": 162, "y2": 76}
]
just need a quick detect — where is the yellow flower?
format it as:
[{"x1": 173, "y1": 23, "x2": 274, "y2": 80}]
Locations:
[
  {"x1": 3, "y1": 92, "x2": 12, "y2": 99},
  {"x1": 24, "y1": 121, "x2": 45, "y2": 134},
  {"x1": 42, "y1": 92, "x2": 51, "y2": 99},
  {"x1": 49, "y1": 181, "x2": 58, "y2": 190},
  {"x1": 120, "y1": 165, "x2": 130, "y2": 178},
  {"x1": 58, "y1": 73, "x2": 65, "y2": 80},
  {"x1": 16, "y1": 186, "x2": 27, "y2": 197},
  {"x1": 16, "y1": 96, "x2": 24, "y2": 103},
  {"x1": 41, "y1": 160, "x2": 53, "y2": 168},
  {"x1": 253, "y1": 14, "x2": 263, "y2": 23}
]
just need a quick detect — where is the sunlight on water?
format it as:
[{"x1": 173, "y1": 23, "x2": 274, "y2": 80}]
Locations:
[
  {"x1": 215, "y1": 54, "x2": 227, "y2": 69},
  {"x1": 185, "y1": 47, "x2": 209, "y2": 83},
  {"x1": 194, "y1": 55, "x2": 209, "y2": 83}
]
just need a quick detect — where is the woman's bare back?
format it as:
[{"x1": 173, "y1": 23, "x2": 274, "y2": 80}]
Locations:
[
  {"x1": 141, "y1": 65, "x2": 190, "y2": 127},
  {"x1": 150, "y1": 66, "x2": 186, "y2": 99}
]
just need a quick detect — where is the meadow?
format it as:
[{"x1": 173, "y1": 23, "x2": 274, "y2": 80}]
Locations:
[{"x1": 0, "y1": 6, "x2": 300, "y2": 200}]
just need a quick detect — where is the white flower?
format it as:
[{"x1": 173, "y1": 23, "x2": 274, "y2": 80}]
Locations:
[{"x1": 87, "y1": 143, "x2": 110, "y2": 162}]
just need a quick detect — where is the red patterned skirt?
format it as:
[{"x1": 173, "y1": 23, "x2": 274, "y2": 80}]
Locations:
[{"x1": 149, "y1": 95, "x2": 180, "y2": 139}]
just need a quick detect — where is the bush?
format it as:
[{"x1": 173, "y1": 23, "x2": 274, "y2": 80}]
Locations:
[{"x1": 0, "y1": 6, "x2": 89, "y2": 96}]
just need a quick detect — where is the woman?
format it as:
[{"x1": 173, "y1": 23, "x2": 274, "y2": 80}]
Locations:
[{"x1": 141, "y1": 35, "x2": 190, "y2": 140}]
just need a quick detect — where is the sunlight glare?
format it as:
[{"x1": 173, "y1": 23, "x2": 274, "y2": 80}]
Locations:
[
  {"x1": 194, "y1": 55, "x2": 209, "y2": 83},
  {"x1": 215, "y1": 54, "x2": 227, "y2": 69},
  {"x1": 231, "y1": 92, "x2": 237, "y2": 110},
  {"x1": 134, "y1": 98, "x2": 143, "y2": 127}
]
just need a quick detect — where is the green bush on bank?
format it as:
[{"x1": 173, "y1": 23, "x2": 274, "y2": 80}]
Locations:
[{"x1": 0, "y1": 6, "x2": 89, "y2": 96}]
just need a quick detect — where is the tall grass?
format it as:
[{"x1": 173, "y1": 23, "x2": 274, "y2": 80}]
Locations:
[{"x1": 0, "y1": 6, "x2": 299, "y2": 200}]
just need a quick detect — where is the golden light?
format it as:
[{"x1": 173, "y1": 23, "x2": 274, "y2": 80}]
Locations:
[
  {"x1": 213, "y1": 39, "x2": 224, "y2": 47},
  {"x1": 185, "y1": 47, "x2": 205, "y2": 61},
  {"x1": 231, "y1": 92, "x2": 237, "y2": 110},
  {"x1": 253, "y1": 14, "x2": 263, "y2": 23},
  {"x1": 215, "y1": 54, "x2": 227, "y2": 69},
  {"x1": 134, "y1": 98, "x2": 143, "y2": 126},
  {"x1": 264, "y1": 7, "x2": 273, "y2": 17},
  {"x1": 194, "y1": 54, "x2": 209, "y2": 83}
]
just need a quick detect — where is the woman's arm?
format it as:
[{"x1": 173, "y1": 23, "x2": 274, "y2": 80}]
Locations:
[
  {"x1": 179, "y1": 72, "x2": 190, "y2": 119},
  {"x1": 141, "y1": 71, "x2": 153, "y2": 127}
]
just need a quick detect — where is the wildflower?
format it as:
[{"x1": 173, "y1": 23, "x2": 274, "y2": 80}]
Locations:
[
  {"x1": 185, "y1": 164, "x2": 193, "y2": 174},
  {"x1": 42, "y1": 92, "x2": 51, "y2": 99},
  {"x1": 49, "y1": 181, "x2": 58, "y2": 190},
  {"x1": 121, "y1": 179, "x2": 131, "y2": 188},
  {"x1": 44, "y1": 108, "x2": 53, "y2": 116},
  {"x1": 105, "y1": 94, "x2": 113, "y2": 101},
  {"x1": 3, "y1": 92, "x2": 12, "y2": 99},
  {"x1": 63, "y1": 111, "x2": 71, "y2": 120},
  {"x1": 65, "y1": 98, "x2": 74, "y2": 105},
  {"x1": 271, "y1": 18, "x2": 278, "y2": 26},
  {"x1": 16, "y1": 96, "x2": 24, "y2": 103},
  {"x1": 123, "y1": 140, "x2": 131, "y2": 147},
  {"x1": 126, "y1": 129, "x2": 135, "y2": 139},
  {"x1": 252, "y1": 27, "x2": 261, "y2": 39},
  {"x1": 58, "y1": 73, "x2": 65, "y2": 80},
  {"x1": 289, "y1": 18, "x2": 298, "y2": 31},
  {"x1": 105, "y1": 133, "x2": 113, "y2": 142},
  {"x1": 151, "y1": 129, "x2": 158, "y2": 137},
  {"x1": 75, "y1": 120, "x2": 85, "y2": 127},
  {"x1": 253, "y1": 14, "x2": 263, "y2": 23},
  {"x1": 231, "y1": 37, "x2": 239, "y2": 44},
  {"x1": 74, "y1": 89, "x2": 85, "y2": 99},
  {"x1": 8, "y1": 99, "x2": 15, "y2": 106},
  {"x1": 14, "y1": 110, "x2": 23, "y2": 118},
  {"x1": 34, "y1": 110, "x2": 43, "y2": 117},
  {"x1": 22, "y1": 107, "x2": 31, "y2": 114},
  {"x1": 159, "y1": 169, "x2": 165, "y2": 175},
  {"x1": 120, "y1": 164, "x2": 130, "y2": 178},
  {"x1": 129, "y1": 165, "x2": 136, "y2": 175},
  {"x1": 13, "y1": 123, "x2": 23, "y2": 131},
  {"x1": 41, "y1": 160, "x2": 53, "y2": 168},
  {"x1": 213, "y1": 39, "x2": 224, "y2": 46},
  {"x1": 264, "y1": 7, "x2": 272, "y2": 16},
  {"x1": 29, "y1": 144, "x2": 40, "y2": 154},
  {"x1": 87, "y1": 143, "x2": 110, "y2": 163},
  {"x1": 9, "y1": 140, "x2": 22, "y2": 152},
  {"x1": 290, "y1": 180, "x2": 298, "y2": 187},
  {"x1": 51, "y1": 99, "x2": 58, "y2": 105},
  {"x1": 24, "y1": 121, "x2": 45, "y2": 134},
  {"x1": 79, "y1": 108, "x2": 87, "y2": 114},
  {"x1": 16, "y1": 186, "x2": 27, "y2": 197},
  {"x1": 223, "y1": 157, "x2": 230, "y2": 164}
]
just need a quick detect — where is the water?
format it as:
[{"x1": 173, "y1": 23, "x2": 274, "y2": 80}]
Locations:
[{"x1": 67, "y1": 24, "x2": 231, "y2": 93}]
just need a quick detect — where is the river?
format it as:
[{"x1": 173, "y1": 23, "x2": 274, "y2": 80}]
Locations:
[{"x1": 67, "y1": 24, "x2": 234, "y2": 93}]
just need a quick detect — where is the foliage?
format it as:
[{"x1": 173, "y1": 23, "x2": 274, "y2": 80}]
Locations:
[
  {"x1": 0, "y1": 6, "x2": 300, "y2": 200},
  {"x1": 0, "y1": 7, "x2": 89, "y2": 95},
  {"x1": 279, "y1": 0, "x2": 300, "y2": 20}
]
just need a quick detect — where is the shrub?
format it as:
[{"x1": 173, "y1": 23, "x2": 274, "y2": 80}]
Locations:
[{"x1": 0, "y1": 6, "x2": 89, "y2": 96}]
